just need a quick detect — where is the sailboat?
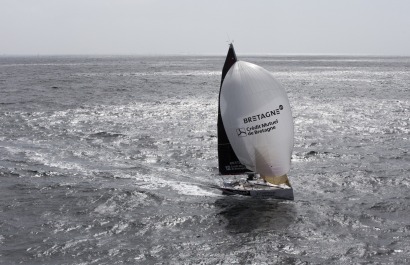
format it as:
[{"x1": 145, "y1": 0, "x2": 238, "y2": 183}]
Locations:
[{"x1": 217, "y1": 44, "x2": 294, "y2": 200}]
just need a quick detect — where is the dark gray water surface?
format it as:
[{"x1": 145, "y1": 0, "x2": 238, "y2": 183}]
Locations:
[{"x1": 1, "y1": 55, "x2": 409, "y2": 264}]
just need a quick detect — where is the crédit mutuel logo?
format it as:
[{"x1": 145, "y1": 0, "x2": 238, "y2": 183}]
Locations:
[{"x1": 236, "y1": 128, "x2": 247, "y2": 137}]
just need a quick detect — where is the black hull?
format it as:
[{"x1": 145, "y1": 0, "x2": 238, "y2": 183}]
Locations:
[{"x1": 218, "y1": 187, "x2": 294, "y2": 201}]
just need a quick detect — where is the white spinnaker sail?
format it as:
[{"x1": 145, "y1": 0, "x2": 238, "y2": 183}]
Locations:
[{"x1": 220, "y1": 61, "x2": 294, "y2": 177}]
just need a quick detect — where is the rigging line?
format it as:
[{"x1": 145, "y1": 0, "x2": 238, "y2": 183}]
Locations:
[{"x1": 226, "y1": 33, "x2": 234, "y2": 45}]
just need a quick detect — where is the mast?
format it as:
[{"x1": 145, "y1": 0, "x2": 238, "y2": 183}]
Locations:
[{"x1": 218, "y1": 44, "x2": 250, "y2": 175}]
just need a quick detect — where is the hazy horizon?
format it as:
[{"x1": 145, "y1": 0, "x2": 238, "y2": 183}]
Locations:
[
  {"x1": 1, "y1": 0, "x2": 410, "y2": 56},
  {"x1": 2, "y1": 52, "x2": 410, "y2": 57}
]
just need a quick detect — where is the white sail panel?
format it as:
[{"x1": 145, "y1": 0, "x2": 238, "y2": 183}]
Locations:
[{"x1": 220, "y1": 61, "x2": 294, "y2": 177}]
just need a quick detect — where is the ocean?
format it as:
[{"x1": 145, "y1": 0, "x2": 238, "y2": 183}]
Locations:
[{"x1": 0, "y1": 54, "x2": 409, "y2": 264}]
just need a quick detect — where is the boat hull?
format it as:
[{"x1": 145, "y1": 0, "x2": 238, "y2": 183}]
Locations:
[
  {"x1": 217, "y1": 180, "x2": 294, "y2": 200},
  {"x1": 220, "y1": 187, "x2": 294, "y2": 200}
]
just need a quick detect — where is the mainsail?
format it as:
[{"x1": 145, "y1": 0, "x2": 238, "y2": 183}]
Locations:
[
  {"x1": 218, "y1": 44, "x2": 250, "y2": 175},
  {"x1": 218, "y1": 44, "x2": 294, "y2": 185}
]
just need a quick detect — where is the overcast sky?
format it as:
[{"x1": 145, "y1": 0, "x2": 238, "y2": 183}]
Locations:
[{"x1": 1, "y1": 0, "x2": 410, "y2": 55}]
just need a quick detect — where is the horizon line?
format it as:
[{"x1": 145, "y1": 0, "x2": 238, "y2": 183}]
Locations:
[{"x1": 1, "y1": 52, "x2": 410, "y2": 57}]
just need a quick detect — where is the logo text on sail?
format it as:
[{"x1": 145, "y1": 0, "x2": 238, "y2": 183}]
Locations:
[{"x1": 243, "y1": 105, "x2": 283, "y2": 124}]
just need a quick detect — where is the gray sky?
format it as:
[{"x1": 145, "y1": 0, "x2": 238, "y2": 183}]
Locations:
[{"x1": 1, "y1": 0, "x2": 410, "y2": 55}]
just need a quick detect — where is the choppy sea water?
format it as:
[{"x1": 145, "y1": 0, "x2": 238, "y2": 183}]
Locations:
[{"x1": 0, "y1": 54, "x2": 409, "y2": 264}]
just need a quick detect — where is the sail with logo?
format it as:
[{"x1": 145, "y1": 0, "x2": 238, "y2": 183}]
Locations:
[{"x1": 217, "y1": 44, "x2": 294, "y2": 200}]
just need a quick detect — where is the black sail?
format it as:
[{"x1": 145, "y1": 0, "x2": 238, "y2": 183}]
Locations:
[{"x1": 218, "y1": 44, "x2": 250, "y2": 174}]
